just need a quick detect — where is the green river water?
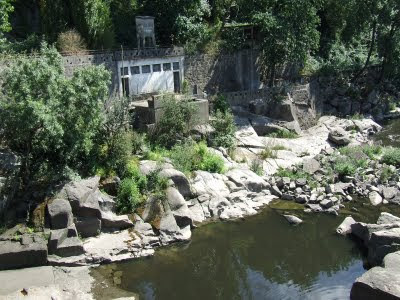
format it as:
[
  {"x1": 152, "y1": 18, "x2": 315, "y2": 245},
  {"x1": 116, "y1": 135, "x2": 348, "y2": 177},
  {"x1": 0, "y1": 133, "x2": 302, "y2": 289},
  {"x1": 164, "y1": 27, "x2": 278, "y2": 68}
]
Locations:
[{"x1": 91, "y1": 119, "x2": 400, "y2": 300}]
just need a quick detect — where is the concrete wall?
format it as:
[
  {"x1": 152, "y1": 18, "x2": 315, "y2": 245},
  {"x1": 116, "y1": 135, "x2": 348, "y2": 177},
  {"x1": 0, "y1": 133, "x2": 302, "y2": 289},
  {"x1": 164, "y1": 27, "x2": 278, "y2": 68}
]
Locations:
[
  {"x1": 117, "y1": 56, "x2": 184, "y2": 96},
  {"x1": 184, "y1": 49, "x2": 262, "y2": 96}
]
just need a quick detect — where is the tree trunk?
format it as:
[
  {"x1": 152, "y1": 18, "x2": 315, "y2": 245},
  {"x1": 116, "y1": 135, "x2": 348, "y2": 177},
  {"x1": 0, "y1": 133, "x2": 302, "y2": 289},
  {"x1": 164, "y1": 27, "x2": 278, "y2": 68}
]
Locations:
[{"x1": 352, "y1": 20, "x2": 377, "y2": 82}]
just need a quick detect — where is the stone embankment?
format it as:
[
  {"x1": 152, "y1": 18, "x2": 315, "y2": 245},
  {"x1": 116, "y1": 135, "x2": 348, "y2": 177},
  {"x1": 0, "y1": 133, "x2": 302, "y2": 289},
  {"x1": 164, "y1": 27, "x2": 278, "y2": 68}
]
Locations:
[{"x1": 337, "y1": 212, "x2": 400, "y2": 300}]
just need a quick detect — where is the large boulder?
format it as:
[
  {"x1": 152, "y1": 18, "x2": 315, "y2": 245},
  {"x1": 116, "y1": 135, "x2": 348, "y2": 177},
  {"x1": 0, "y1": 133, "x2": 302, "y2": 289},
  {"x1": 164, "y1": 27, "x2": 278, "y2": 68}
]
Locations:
[
  {"x1": 369, "y1": 191, "x2": 383, "y2": 206},
  {"x1": 225, "y1": 168, "x2": 269, "y2": 193},
  {"x1": 328, "y1": 127, "x2": 350, "y2": 146},
  {"x1": 302, "y1": 158, "x2": 321, "y2": 175},
  {"x1": 191, "y1": 171, "x2": 230, "y2": 197},
  {"x1": 101, "y1": 211, "x2": 134, "y2": 229},
  {"x1": 367, "y1": 228, "x2": 400, "y2": 266},
  {"x1": 208, "y1": 196, "x2": 230, "y2": 218},
  {"x1": 283, "y1": 215, "x2": 303, "y2": 225},
  {"x1": 336, "y1": 216, "x2": 356, "y2": 235},
  {"x1": 141, "y1": 196, "x2": 165, "y2": 224},
  {"x1": 139, "y1": 160, "x2": 173, "y2": 176},
  {"x1": 47, "y1": 199, "x2": 74, "y2": 229},
  {"x1": 159, "y1": 213, "x2": 191, "y2": 245},
  {"x1": 166, "y1": 187, "x2": 193, "y2": 227},
  {"x1": 377, "y1": 212, "x2": 400, "y2": 225},
  {"x1": 0, "y1": 236, "x2": 47, "y2": 270},
  {"x1": 159, "y1": 168, "x2": 192, "y2": 198},
  {"x1": 74, "y1": 217, "x2": 101, "y2": 238}
]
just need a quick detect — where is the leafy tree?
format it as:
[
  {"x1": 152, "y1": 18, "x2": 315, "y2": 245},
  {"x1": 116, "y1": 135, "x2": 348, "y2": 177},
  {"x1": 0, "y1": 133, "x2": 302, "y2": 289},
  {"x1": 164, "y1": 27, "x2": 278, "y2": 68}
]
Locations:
[
  {"x1": 0, "y1": 0, "x2": 14, "y2": 33},
  {"x1": 253, "y1": 0, "x2": 322, "y2": 86},
  {"x1": 0, "y1": 44, "x2": 110, "y2": 184}
]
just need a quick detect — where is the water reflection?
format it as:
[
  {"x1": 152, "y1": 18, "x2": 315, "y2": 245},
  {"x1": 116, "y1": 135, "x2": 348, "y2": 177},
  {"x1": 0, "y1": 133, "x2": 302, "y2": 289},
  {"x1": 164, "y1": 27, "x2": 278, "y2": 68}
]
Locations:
[{"x1": 93, "y1": 208, "x2": 365, "y2": 300}]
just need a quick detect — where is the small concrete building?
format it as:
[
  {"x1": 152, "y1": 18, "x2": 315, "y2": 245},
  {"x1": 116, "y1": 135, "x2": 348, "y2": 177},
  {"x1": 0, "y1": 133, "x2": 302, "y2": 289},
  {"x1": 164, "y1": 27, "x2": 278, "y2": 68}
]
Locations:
[{"x1": 117, "y1": 48, "x2": 185, "y2": 97}]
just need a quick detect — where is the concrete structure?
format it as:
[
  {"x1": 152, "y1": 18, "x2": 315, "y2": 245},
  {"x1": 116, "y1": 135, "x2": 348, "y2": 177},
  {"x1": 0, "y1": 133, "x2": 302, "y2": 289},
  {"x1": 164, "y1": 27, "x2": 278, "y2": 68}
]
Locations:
[
  {"x1": 117, "y1": 53, "x2": 185, "y2": 96},
  {"x1": 136, "y1": 16, "x2": 156, "y2": 49}
]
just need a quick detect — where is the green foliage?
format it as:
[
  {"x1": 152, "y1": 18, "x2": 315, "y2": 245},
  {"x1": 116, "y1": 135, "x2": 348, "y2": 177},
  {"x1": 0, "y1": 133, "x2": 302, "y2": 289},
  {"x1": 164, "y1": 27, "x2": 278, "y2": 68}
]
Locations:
[
  {"x1": 380, "y1": 165, "x2": 395, "y2": 182},
  {"x1": 116, "y1": 178, "x2": 142, "y2": 214},
  {"x1": 253, "y1": 0, "x2": 321, "y2": 86},
  {"x1": 275, "y1": 167, "x2": 317, "y2": 188},
  {"x1": 381, "y1": 147, "x2": 400, "y2": 167},
  {"x1": 268, "y1": 129, "x2": 298, "y2": 139},
  {"x1": 212, "y1": 94, "x2": 229, "y2": 114},
  {"x1": 150, "y1": 95, "x2": 198, "y2": 148},
  {"x1": 250, "y1": 159, "x2": 264, "y2": 176},
  {"x1": 259, "y1": 148, "x2": 277, "y2": 160},
  {"x1": 0, "y1": 44, "x2": 110, "y2": 183},
  {"x1": 339, "y1": 145, "x2": 382, "y2": 160},
  {"x1": 123, "y1": 159, "x2": 147, "y2": 192},
  {"x1": 0, "y1": 0, "x2": 14, "y2": 33},
  {"x1": 334, "y1": 158, "x2": 357, "y2": 177},
  {"x1": 169, "y1": 141, "x2": 225, "y2": 175},
  {"x1": 210, "y1": 110, "x2": 236, "y2": 149},
  {"x1": 57, "y1": 29, "x2": 87, "y2": 53}
]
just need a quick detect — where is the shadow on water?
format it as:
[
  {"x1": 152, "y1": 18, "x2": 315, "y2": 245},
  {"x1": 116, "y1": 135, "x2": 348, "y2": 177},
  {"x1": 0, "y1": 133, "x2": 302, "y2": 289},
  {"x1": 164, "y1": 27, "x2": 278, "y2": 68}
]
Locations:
[{"x1": 92, "y1": 208, "x2": 365, "y2": 300}]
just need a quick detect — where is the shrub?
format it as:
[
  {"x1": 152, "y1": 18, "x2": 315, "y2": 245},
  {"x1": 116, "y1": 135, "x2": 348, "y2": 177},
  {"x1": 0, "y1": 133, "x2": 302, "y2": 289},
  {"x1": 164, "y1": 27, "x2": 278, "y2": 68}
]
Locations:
[
  {"x1": 150, "y1": 95, "x2": 198, "y2": 148},
  {"x1": 57, "y1": 29, "x2": 87, "y2": 54},
  {"x1": 259, "y1": 147, "x2": 277, "y2": 160},
  {"x1": 334, "y1": 158, "x2": 357, "y2": 177},
  {"x1": 381, "y1": 147, "x2": 400, "y2": 167},
  {"x1": 268, "y1": 129, "x2": 298, "y2": 139},
  {"x1": 380, "y1": 166, "x2": 395, "y2": 182},
  {"x1": 146, "y1": 169, "x2": 169, "y2": 198},
  {"x1": 169, "y1": 141, "x2": 225, "y2": 175},
  {"x1": 212, "y1": 94, "x2": 229, "y2": 114},
  {"x1": 250, "y1": 159, "x2": 264, "y2": 176},
  {"x1": 210, "y1": 110, "x2": 236, "y2": 150},
  {"x1": 116, "y1": 178, "x2": 143, "y2": 214},
  {"x1": 361, "y1": 145, "x2": 382, "y2": 160},
  {"x1": 123, "y1": 159, "x2": 147, "y2": 192}
]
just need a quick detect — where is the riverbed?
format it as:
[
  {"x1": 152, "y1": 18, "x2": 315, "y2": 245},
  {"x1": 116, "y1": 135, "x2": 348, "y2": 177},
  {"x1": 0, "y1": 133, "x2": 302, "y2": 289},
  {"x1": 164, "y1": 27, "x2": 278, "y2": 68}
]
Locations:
[{"x1": 91, "y1": 118, "x2": 400, "y2": 300}]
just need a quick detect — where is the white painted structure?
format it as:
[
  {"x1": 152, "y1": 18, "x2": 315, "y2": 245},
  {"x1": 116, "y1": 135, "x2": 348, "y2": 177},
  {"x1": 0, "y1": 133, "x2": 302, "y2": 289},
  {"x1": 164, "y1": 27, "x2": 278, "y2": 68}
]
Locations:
[{"x1": 117, "y1": 55, "x2": 185, "y2": 96}]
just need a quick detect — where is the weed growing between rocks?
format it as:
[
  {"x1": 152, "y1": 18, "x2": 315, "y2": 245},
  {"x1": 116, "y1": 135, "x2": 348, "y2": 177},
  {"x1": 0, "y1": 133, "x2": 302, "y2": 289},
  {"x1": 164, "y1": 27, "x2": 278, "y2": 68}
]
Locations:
[
  {"x1": 250, "y1": 159, "x2": 264, "y2": 176},
  {"x1": 267, "y1": 129, "x2": 298, "y2": 139}
]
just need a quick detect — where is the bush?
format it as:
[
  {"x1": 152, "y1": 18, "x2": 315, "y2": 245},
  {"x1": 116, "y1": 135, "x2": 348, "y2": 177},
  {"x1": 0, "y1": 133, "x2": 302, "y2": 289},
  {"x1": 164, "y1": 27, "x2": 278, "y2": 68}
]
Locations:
[
  {"x1": 150, "y1": 95, "x2": 198, "y2": 148},
  {"x1": 250, "y1": 159, "x2": 264, "y2": 176},
  {"x1": 57, "y1": 29, "x2": 87, "y2": 54},
  {"x1": 381, "y1": 147, "x2": 400, "y2": 167},
  {"x1": 0, "y1": 44, "x2": 110, "y2": 184},
  {"x1": 259, "y1": 147, "x2": 277, "y2": 159},
  {"x1": 361, "y1": 145, "x2": 382, "y2": 160},
  {"x1": 169, "y1": 141, "x2": 225, "y2": 175},
  {"x1": 116, "y1": 178, "x2": 143, "y2": 214},
  {"x1": 210, "y1": 110, "x2": 236, "y2": 150},
  {"x1": 123, "y1": 159, "x2": 147, "y2": 192},
  {"x1": 212, "y1": 94, "x2": 229, "y2": 114},
  {"x1": 334, "y1": 158, "x2": 357, "y2": 177},
  {"x1": 380, "y1": 166, "x2": 395, "y2": 182},
  {"x1": 268, "y1": 129, "x2": 298, "y2": 139}
]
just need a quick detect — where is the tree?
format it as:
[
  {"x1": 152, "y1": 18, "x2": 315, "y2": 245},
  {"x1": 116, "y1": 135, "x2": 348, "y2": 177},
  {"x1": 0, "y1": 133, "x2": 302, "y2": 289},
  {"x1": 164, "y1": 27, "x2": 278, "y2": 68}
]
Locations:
[
  {"x1": 0, "y1": 0, "x2": 14, "y2": 33},
  {"x1": 253, "y1": 0, "x2": 322, "y2": 86},
  {"x1": 0, "y1": 44, "x2": 111, "y2": 184}
]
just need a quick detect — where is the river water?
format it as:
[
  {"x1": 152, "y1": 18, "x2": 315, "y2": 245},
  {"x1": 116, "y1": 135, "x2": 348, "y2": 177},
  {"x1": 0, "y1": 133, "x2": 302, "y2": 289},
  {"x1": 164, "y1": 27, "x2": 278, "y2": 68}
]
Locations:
[{"x1": 91, "y1": 119, "x2": 400, "y2": 300}]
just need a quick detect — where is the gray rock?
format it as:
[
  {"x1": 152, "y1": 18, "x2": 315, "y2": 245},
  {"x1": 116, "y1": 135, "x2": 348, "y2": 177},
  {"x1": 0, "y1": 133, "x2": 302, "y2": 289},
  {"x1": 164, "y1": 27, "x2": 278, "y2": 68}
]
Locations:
[
  {"x1": 159, "y1": 168, "x2": 192, "y2": 198},
  {"x1": 295, "y1": 178, "x2": 307, "y2": 187},
  {"x1": 47, "y1": 199, "x2": 73, "y2": 230},
  {"x1": 320, "y1": 199, "x2": 333, "y2": 209},
  {"x1": 53, "y1": 236, "x2": 84, "y2": 257},
  {"x1": 368, "y1": 228, "x2": 400, "y2": 266},
  {"x1": 100, "y1": 176, "x2": 120, "y2": 196},
  {"x1": 282, "y1": 193, "x2": 294, "y2": 201},
  {"x1": 139, "y1": 160, "x2": 173, "y2": 176},
  {"x1": 270, "y1": 185, "x2": 282, "y2": 197},
  {"x1": 166, "y1": 187, "x2": 186, "y2": 211},
  {"x1": 101, "y1": 212, "x2": 134, "y2": 229},
  {"x1": 306, "y1": 203, "x2": 323, "y2": 212},
  {"x1": 377, "y1": 212, "x2": 400, "y2": 225},
  {"x1": 283, "y1": 215, "x2": 303, "y2": 225},
  {"x1": 328, "y1": 127, "x2": 350, "y2": 146},
  {"x1": 302, "y1": 158, "x2": 320, "y2": 174},
  {"x1": 336, "y1": 216, "x2": 356, "y2": 235},
  {"x1": 159, "y1": 213, "x2": 191, "y2": 245},
  {"x1": 0, "y1": 238, "x2": 47, "y2": 270},
  {"x1": 225, "y1": 168, "x2": 269, "y2": 193},
  {"x1": 75, "y1": 217, "x2": 101, "y2": 238},
  {"x1": 208, "y1": 196, "x2": 230, "y2": 217},
  {"x1": 351, "y1": 266, "x2": 400, "y2": 300},
  {"x1": 191, "y1": 171, "x2": 230, "y2": 197},
  {"x1": 369, "y1": 191, "x2": 383, "y2": 206},
  {"x1": 48, "y1": 224, "x2": 78, "y2": 254},
  {"x1": 383, "y1": 187, "x2": 398, "y2": 200},
  {"x1": 189, "y1": 202, "x2": 206, "y2": 223},
  {"x1": 141, "y1": 195, "x2": 164, "y2": 223},
  {"x1": 295, "y1": 194, "x2": 308, "y2": 204}
]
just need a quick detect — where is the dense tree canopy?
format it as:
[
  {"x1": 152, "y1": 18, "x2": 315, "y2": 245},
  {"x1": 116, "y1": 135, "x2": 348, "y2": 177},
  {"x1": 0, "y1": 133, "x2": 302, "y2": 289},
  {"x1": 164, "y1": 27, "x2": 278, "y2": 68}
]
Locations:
[{"x1": 2, "y1": 0, "x2": 400, "y2": 81}]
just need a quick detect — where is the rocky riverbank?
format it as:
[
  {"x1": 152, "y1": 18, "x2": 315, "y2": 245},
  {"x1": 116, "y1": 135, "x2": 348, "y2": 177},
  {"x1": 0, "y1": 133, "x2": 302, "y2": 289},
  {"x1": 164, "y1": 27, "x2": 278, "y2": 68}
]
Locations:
[{"x1": 1, "y1": 114, "x2": 399, "y2": 298}]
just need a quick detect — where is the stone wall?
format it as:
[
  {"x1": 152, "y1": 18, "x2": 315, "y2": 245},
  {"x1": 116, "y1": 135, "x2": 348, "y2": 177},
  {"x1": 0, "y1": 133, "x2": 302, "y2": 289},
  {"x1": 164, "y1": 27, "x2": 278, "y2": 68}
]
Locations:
[{"x1": 184, "y1": 49, "x2": 262, "y2": 96}]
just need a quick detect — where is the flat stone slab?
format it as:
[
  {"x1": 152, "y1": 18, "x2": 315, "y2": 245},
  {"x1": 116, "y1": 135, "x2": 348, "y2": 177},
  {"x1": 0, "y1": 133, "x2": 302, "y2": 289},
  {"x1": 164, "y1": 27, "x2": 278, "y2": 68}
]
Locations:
[{"x1": 0, "y1": 266, "x2": 55, "y2": 295}]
